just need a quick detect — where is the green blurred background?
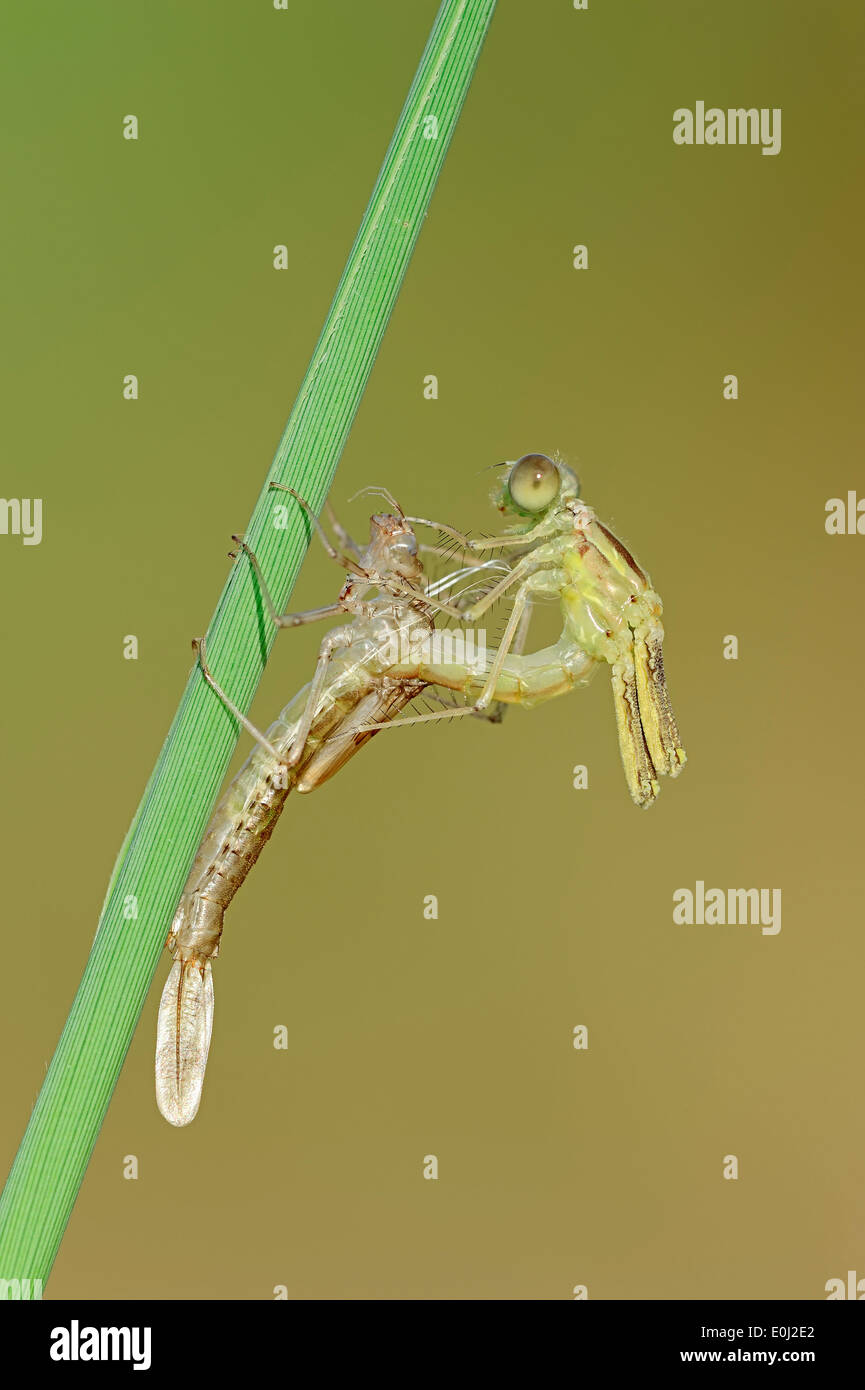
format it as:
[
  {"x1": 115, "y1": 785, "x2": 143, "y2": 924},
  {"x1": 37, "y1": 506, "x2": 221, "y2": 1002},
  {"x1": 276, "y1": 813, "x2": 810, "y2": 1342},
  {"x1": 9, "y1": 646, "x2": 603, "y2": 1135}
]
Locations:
[{"x1": 1, "y1": 0, "x2": 863, "y2": 1299}]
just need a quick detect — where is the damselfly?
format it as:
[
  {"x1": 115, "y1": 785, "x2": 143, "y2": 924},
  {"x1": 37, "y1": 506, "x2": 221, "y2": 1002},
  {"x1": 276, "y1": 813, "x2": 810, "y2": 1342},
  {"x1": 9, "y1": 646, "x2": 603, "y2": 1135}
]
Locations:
[{"x1": 383, "y1": 454, "x2": 687, "y2": 808}]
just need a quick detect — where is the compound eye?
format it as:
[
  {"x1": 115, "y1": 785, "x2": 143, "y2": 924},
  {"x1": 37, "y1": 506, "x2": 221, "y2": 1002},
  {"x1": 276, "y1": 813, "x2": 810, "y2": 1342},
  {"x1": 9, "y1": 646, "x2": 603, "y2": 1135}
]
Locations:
[{"x1": 507, "y1": 454, "x2": 560, "y2": 513}]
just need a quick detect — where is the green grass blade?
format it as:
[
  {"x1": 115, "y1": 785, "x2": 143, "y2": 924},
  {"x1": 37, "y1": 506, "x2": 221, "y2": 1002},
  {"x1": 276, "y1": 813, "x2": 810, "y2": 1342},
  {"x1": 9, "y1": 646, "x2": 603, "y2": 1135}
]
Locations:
[{"x1": 0, "y1": 0, "x2": 497, "y2": 1291}]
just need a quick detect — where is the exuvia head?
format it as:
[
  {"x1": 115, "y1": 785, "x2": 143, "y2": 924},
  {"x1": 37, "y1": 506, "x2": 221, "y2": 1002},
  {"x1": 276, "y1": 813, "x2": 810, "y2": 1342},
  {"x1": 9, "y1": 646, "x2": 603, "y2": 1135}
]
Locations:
[
  {"x1": 348, "y1": 484, "x2": 423, "y2": 586},
  {"x1": 367, "y1": 512, "x2": 424, "y2": 586},
  {"x1": 493, "y1": 453, "x2": 580, "y2": 518}
]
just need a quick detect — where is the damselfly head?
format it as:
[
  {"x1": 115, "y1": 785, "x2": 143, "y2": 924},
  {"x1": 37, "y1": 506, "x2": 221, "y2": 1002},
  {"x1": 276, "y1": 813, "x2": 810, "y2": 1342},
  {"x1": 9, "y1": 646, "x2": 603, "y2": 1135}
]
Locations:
[{"x1": 492, "y1": 453, "x2": 580, "y2": 518}]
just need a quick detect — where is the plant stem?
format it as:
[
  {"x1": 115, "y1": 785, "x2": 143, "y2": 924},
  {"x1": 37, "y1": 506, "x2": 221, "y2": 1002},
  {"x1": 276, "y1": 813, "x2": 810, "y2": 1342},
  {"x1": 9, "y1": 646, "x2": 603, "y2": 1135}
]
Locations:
[{"x1": 0, "y1": 0, "x2": 497, "y2": 1290}]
